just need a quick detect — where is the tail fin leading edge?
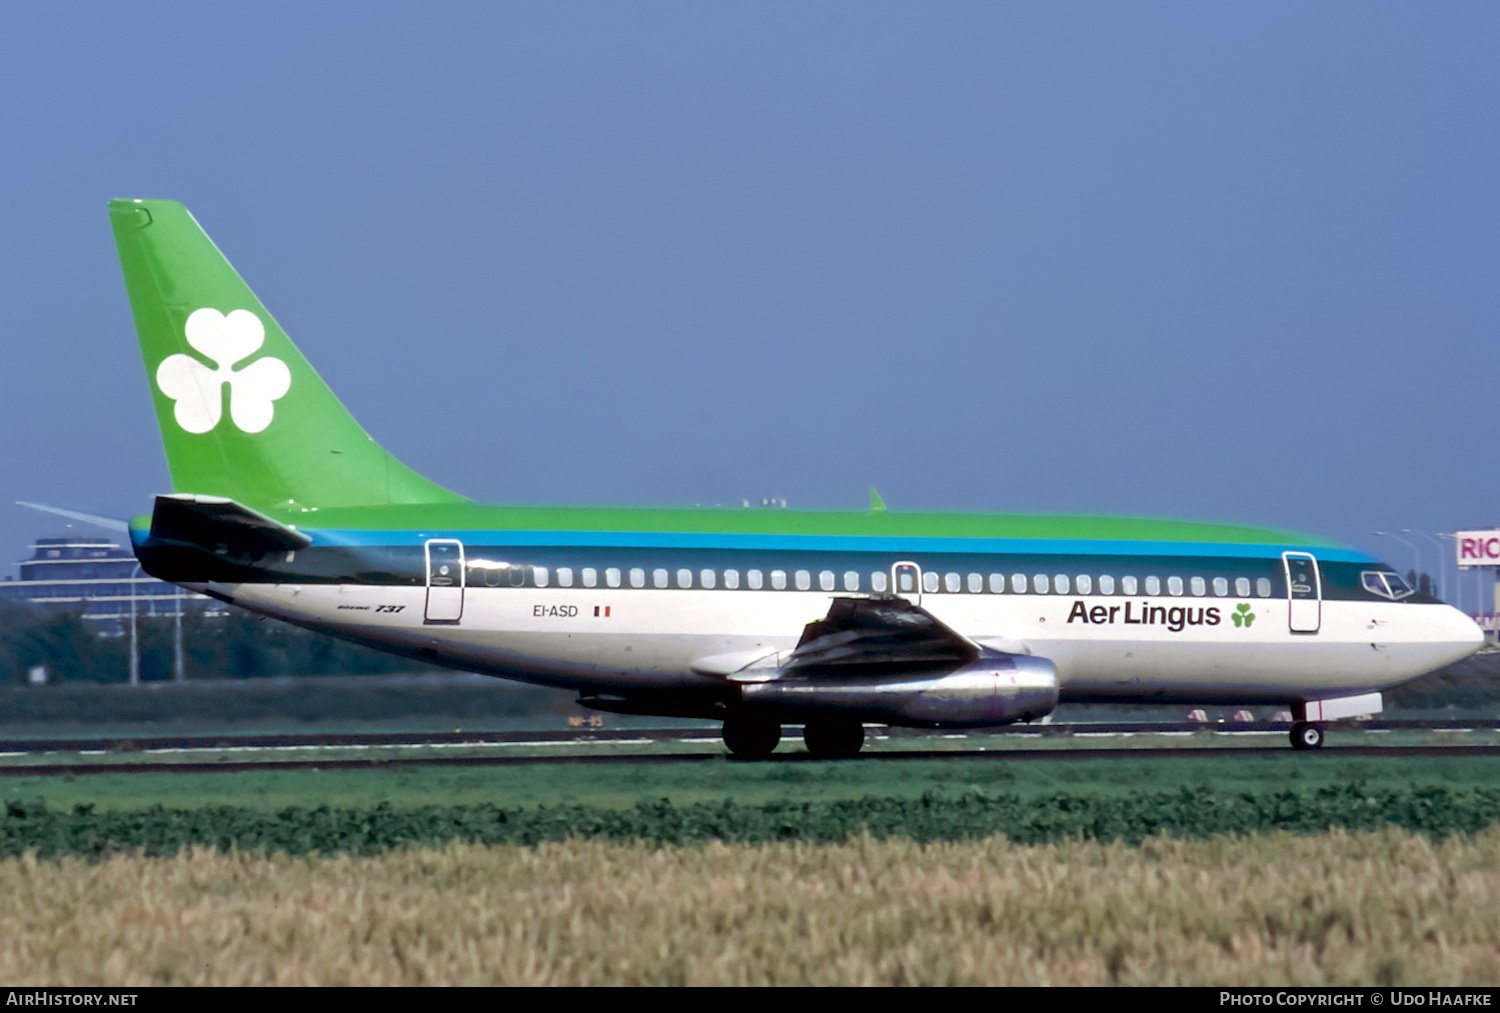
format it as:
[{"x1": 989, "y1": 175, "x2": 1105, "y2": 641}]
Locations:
[{"x1": 109, "y1": 199, "x2": 465, "y2": 514}]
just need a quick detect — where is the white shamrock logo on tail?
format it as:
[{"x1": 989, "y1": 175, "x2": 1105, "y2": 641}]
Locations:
[{"x1": 156, "y1": 309, "x2": 291, "y2": 433}]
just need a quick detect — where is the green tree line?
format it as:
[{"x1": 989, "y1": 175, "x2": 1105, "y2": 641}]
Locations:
[{"x1": 0, "y1": 602, "x2": 430, "y2": 685}]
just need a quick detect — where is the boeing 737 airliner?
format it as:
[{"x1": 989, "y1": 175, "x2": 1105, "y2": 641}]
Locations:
[{"x1": 108, "y1": 199, "x2": 1483, "y2": 757}]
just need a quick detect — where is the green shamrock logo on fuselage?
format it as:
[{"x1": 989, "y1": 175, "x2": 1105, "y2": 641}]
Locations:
[{"x1": 1231, "y1": 603, "x2": 1256, "y2": 628}]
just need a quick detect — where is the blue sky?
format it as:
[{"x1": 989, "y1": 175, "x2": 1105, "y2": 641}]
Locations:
[{"x1": 0, "y1": 3, "x2": 1495, "y2": 595}]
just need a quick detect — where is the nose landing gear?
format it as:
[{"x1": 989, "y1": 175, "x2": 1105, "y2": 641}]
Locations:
[{"x1": 1290, "y1": 722, "x2": 1325, "y2": 750}]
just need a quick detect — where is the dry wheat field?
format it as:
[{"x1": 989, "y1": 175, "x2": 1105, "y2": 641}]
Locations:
[{"x1": 3, "y1": 828, "x2": 1499, "y2": 986}]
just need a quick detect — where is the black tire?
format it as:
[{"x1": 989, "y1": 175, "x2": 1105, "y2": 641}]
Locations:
[
  {"x1": 722, "y1": 713, "x2": 781, "y2": 759},
  {"x1": 803, "y1": 718, "x2": 866, "y2": 759},
  {"x1": 1290, "y1": 722, "x2": 1324, "y2": 750}
]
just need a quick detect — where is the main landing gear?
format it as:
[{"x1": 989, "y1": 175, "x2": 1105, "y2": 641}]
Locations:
[
  {"x1": 720, "y1": 714, "x2": 780, "y2": 762},
  {"x1": 722, "y1": 713, "x2": 781, "y2": 760},
  {"x1": 721, "y1": 715, "x2": 868, "y2": 759},
  {"x1": 802, "y1": 718, "x2": 866, "y2": 759},
  {"x1": 1290, "y1": 722, "x2": 1325, "y2": 750}
]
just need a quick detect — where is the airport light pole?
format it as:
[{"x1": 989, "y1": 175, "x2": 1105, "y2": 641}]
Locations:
[
  {"x1": 1436, "y1": 534, "x2": 1464, "y2": 615},
  {"x1": 1373, "y1": 532, "x2": 1421, "y2": 587},
  {"x1": 174, "y1": 585, "x2": 184, "y2": 683},
  {"x1": 1410, "y1": 531, "x2": 1449, "y2": 603},
  {"x1": 1398, "y1": 529, "x2": 1438, "y2": 600},
  {"x1": 128, "y1": 563, "x2": 141, "y2": 687}
]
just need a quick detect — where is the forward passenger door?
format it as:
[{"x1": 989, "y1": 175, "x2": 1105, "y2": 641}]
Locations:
[{"x1": 1282, "y1": 552, "x2": 1321, "y2": 634}]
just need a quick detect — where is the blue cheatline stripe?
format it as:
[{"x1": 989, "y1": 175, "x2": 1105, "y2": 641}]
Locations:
[{"x1": 298, "y1": 528, "x2": 1376, "y2": 562}]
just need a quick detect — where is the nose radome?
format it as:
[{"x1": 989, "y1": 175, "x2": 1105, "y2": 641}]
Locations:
[{"x1": 1435, "y1": 605, "x2": 1485, "y2": 666}]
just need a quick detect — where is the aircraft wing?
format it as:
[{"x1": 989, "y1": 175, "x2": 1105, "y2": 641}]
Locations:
[
  {"x1": 779, "y1": 596, "x2": 979, "y2": 679},
  {"x1": 693, "y1": 596, "x2": 987, "y2": 683}
]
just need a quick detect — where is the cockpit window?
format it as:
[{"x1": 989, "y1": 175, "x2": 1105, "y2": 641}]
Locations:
[{"x1": 1362, "y1": 570, "x2": 1415, "y2": 601}]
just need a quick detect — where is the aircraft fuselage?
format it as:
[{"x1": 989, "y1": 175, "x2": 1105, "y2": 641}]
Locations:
[{"x1": 134, "y1": 516, "x2": 1483, "y2": 714}]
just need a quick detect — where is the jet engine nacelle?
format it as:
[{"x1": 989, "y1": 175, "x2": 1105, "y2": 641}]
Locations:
[{"x1": 739, "y1": 652, "x2": 1058, "y2": 728}]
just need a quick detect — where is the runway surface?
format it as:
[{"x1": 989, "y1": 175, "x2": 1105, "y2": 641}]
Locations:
[{"x1": 2, "y1": 720, "x2": 1496, "y2": 775}]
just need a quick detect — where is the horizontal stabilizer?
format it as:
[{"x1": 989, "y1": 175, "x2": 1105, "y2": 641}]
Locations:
[
  {"x1": 16, "y1": 502, "x2": 129, "y2": 534},
  {"x1": 149, "y1": 493, "x2": 312, "y2": 554}
]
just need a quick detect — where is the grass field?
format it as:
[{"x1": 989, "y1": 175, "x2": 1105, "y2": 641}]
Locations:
[
  {"x1": 6, "y1": 753, "x2": 1500, "y2": 986},
  {"x1": 4, "y1": 830, "x2": 1498, "y2": 985},
  {"x1": 5, "y1": 750, "x2": 1499, "y2": 813}
]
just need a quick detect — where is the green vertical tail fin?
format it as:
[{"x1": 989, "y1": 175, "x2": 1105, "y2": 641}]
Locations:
[{"x1": 109, "y1": 199, "x2": 466, "y2": 514}]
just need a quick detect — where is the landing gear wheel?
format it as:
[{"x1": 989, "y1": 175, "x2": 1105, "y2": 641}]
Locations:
[
  {"x1": 722, "y1": 714, "x2": 781, "y2": 759},
  {"x1": 803, "y1": 718, "x2": 866, "y2": 759},
  {"x1": 1290, "y1": 722, "x2": 1324, "y2": 750}
]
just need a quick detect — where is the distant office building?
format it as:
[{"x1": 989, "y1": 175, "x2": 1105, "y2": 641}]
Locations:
[{"x1": 0, "y1": 535, "x2": 217, "y2": 629}]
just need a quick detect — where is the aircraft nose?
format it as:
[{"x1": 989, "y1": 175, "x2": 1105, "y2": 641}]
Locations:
[{"x1": 1433, "y1": 605, "x2": 1485, "y2": 667}]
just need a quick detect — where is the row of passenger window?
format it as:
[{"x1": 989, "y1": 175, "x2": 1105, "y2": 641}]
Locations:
[{"x1": 470, "y1": 562, "x2": 1276, "y2": 598}]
